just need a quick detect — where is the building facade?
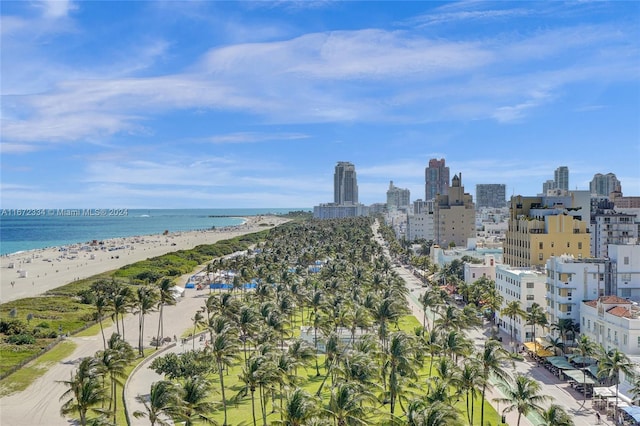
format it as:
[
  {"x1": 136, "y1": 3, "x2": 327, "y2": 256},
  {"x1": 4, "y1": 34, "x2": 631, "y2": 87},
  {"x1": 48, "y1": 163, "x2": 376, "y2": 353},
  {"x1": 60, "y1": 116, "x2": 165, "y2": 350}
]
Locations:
[
  {"x1": 406, "y1": 211, "x2": 435, "y2": 242},
  {"x1": 334, "y1": 161, "x2": 358, "y2": 205},
  {"x1": 591, "y1": 205, "x2": 638, "y2": 258},
  {"x1": 386, "y1": 181, "x2": 411, "y2": 211},
  {"x1": 545, "y1": 256, "x2": 605, "y2": 329},
  {"x1": 554, "y1": 166, "x2": 569, "y2": 191},
  {"x1": 433, "y1": 174, "x2": 475, "y2": 248},
  {"x1": 476, "y1": 184, "x2": 506, "y2": 208},
  {"x1": 495, "y1": 264, "x2": 548, "y2": 345},
  {"x1": 425, "y1": 158, "x2": 449, "y2": 201},
  {"x1": 313, "y1": 203, "x2": 369, "y2": 219},
  {"x1": 590, "y1": 173, "x2": 622, "y2": 197},
  {"x1": 504, "y1": 195, "x2": 590, "y2": 268},
  {"x1": 581, "y1": 296, "x2": 640, "y2": 355}
]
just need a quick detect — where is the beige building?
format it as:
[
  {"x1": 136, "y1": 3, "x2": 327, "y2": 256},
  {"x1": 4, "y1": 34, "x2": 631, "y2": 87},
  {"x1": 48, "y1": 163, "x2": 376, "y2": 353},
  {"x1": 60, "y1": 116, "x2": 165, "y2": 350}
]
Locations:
[
  {"x1": 504, "y1": 195, "x2": 590, "y2": 268},
  {"x1": 433, "y1": 174, "x2": 475, "y2": 248}
]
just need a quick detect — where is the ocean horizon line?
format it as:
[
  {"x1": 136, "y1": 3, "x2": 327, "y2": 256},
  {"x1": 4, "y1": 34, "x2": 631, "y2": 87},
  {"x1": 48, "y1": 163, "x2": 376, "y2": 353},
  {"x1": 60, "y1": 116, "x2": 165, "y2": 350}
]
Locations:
[{"x1": 0, "y1": 207, "x2": 310, "y2": 256}]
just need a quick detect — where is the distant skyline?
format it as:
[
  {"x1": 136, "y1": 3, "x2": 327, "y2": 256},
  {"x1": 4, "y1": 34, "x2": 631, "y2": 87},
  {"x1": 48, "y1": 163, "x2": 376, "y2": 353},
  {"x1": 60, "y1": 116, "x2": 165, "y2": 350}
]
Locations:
[{"x1": 1, "y1": 1, "x2": 639, "y2": 209}]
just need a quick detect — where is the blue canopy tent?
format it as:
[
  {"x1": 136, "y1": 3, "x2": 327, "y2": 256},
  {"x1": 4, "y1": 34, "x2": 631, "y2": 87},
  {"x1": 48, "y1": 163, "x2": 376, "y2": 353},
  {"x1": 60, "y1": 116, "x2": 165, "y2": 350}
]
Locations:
[{"x1": 619, "y1": 405, "x2": 640, "y2": 425}]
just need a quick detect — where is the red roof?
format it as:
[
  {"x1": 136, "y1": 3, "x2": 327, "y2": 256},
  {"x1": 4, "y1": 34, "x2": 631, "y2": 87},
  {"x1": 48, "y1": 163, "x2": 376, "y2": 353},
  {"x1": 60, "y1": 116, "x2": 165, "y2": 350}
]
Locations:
[
  {"x1": 584, "y1": 300, "x2": 598, "y2": 308},
  {"x1": 599, "y1": 295, "x2": 632, "y2": 305},
  {"x1": 607, "y1": 306, "x2": 633, "y2": 318}
]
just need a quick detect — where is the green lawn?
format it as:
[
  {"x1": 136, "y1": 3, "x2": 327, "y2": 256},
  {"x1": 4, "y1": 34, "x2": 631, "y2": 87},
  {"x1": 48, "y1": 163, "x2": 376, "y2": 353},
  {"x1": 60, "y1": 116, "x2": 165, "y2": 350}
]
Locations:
[{"x1": 0, "y1": 339, "x2": 77, "y2": 397}]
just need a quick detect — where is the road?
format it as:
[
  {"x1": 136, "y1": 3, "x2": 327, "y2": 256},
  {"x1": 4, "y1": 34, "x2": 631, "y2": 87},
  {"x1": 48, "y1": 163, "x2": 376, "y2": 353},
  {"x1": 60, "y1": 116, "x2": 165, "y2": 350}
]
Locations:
[{"x1": 396, "y1": 263, "x2": 607, "y2": 426}]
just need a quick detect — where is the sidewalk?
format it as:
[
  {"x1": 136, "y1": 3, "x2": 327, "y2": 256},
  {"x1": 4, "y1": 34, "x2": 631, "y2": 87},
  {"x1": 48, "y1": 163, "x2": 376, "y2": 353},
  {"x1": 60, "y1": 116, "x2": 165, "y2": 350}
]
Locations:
[{"x1": 397, "y1": 264, "x2": 606, "y2": 426}]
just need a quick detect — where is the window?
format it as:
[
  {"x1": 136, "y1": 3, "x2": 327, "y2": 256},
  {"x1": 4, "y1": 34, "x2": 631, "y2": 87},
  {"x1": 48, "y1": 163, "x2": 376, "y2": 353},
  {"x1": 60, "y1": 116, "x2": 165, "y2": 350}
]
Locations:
[
  {"x1": 526, "y1": 282, "x2": 535, "y2": 289},
  {"x1": 578, "y1": 242, "x2": 582, "y2": 250},
  {"x1": 526, "y1": 295, "x2": 535, "y2": 301},
  {"x1": 625, "y1": 256, "x2": 630, "y2": 265},
  {"x1": 539, "y1": 253, "x2": 543, "y2": 261},
  {"x1": 567, "y1": 242, "x2": 570, "y2": 248},
  {"x1": 588, "y1": 320, "x2": 591, "y2": 330},
  {"x1": 567, "y1": 305, "x2": 572, "y2": 312},
  {"x1": 637, "y1": 336, "x2": 640, "y2": 348},
  {"x1": 539, "y1": 242, "x2": 543, "y2": 249}
]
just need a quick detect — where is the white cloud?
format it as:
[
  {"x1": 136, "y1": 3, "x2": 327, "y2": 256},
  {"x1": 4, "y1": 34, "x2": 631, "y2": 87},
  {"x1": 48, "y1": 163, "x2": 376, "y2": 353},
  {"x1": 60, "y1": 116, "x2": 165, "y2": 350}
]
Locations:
[{"x1": 207, "y1": 132, "x2": 310, "y2": 144}]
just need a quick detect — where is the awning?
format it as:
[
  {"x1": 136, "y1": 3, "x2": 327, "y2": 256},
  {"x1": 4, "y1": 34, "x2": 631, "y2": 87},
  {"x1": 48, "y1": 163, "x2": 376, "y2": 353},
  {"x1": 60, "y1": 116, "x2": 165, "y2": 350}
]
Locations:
[
  {"x1": 621, "y1": 405, "x2": 640, "y2": 423},
  {"x1": 594, "y1": 386, "x2": 634, "y2": 404},
  {"x1": 563, "y1": 369, "x2": 596, "y2": 384},
  {"x1": 594, "y1": 386, "x2": 616, "y2": 397},
  {"x1": 545, "y1": 356, "x2": 575, "y2": 370},
  {"x1": 524, "y1": 342, "x2": 554, "y2": 357},
  {"x1": 567, "y1": 354, "x2": 597, "y2": 365}
]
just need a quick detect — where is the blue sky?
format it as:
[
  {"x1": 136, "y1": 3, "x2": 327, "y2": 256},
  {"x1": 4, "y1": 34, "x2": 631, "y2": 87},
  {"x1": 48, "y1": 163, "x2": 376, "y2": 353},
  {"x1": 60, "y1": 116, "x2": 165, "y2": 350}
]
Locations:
[{"x1": 1, "y1": 1, "x2": 639, "y2": 209}]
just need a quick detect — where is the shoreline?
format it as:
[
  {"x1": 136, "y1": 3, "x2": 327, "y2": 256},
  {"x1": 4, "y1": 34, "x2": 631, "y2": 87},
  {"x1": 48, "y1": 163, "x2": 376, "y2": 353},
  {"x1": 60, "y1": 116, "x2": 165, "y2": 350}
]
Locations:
[{"x1": 0, "y1": 215, "x2": 287, "y2": 304}]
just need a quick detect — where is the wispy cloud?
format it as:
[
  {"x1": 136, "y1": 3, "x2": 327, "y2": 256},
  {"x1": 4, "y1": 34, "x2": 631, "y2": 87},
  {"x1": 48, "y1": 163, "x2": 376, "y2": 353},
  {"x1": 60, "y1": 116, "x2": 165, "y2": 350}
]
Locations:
[{"x1": 207, "y1": 132, "x2": 310, "y2": 144}]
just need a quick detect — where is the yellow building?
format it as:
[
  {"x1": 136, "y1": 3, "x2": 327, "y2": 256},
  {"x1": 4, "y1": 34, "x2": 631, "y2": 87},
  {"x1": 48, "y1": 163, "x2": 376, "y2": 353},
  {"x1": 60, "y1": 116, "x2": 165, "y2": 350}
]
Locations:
[{"x1": 504, "y1": 195, "x2": 590, "y2": 268}]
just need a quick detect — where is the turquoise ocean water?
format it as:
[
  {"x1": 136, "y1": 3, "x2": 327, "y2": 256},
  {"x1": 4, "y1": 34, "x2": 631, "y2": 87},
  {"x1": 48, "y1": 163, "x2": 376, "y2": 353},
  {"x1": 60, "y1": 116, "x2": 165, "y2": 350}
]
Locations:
[{"x1": 0, "y1": 208, "x2": 306, "y2": 255}]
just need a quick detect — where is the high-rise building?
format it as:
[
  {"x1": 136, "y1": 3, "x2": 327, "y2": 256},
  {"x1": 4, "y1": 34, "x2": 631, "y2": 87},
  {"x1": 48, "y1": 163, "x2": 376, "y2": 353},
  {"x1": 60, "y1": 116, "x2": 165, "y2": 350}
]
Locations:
[
  {"x1": 554, "y1": 166, "x2": 569, "y2": 191},
  {"x1": 334, "y1": 161, "x2": 358, "y2": 205},
  {"x1": 590, "y1": 173, "x2": 622, "y2": 197},
  {"x1": 476, "y1": 184, "x2": 506, "y2": 208},
  {"x1": 386, "y1": 181, "x2": 410, "y2": 211},
  {"x1": 425, "y1": 158, "x2": 449, "y2": 201},
  {"x1": 433, "y1": 173, "x2": 475, "y2": 247},
  {"x1": 504, "y1": 194, "x2": 590, "y2": 268},
  {"x1": 314, "y1": 161, "x2": 367, "y2": 219},
  {"x1": 542, "y1": 179, "x2": 555, "y2": 195}
]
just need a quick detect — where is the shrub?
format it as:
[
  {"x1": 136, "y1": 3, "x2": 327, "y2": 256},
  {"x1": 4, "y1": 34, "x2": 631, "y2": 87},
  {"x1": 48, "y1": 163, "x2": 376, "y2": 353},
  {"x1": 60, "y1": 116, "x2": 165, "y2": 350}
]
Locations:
[
  {"x1": 6, "y1": 334, "x2": 36, "y2": 345},
  {"x1": 0, "y1": 319, "x2": 28, "y2": 336}
]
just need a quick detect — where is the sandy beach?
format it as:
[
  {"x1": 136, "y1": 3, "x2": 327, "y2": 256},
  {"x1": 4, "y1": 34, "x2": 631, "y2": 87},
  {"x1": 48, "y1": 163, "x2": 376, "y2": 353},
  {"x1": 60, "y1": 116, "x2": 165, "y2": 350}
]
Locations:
[{"x1": 0, "y1": 215, "x2": 288, "y2": 304}]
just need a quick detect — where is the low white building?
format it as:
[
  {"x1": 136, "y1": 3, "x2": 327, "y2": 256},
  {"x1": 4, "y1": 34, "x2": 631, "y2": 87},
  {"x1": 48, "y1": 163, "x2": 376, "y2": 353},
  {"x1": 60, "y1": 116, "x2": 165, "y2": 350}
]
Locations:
[
  {"x1": 463, "y1": 254, "x2": 498, "y2": 284},
  {"x1": 609, "y1": 244, "x2": 640, "y2": 301},
  {"x1": 406, "y1": 211, "x2": 435, "y2": 242},
  {"x1": 545, "y1": 255, "x2": 605, "y2": 330},
  {"x1": 581, "y1": 295, "x2": 640, "y2": 355},
  {"x1": 495, "y1": 264, "x2": 547, "y2": 345}
]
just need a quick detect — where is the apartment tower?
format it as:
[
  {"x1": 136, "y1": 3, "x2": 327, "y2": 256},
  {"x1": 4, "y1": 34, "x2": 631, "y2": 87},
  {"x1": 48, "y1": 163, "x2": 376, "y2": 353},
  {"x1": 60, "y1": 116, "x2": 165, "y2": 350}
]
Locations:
[
  {"x1": 334, "y1": 161, "x2": 358, "y2": 205},
  {"x1": 425, "y1": 158, "x2": 449, "y2": 201}
]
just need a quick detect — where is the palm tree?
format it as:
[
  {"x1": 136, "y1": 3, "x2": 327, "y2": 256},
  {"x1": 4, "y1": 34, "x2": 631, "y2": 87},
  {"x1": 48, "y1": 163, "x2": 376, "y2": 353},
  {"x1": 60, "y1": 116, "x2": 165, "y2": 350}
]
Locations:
[
  {"x1": 94, "y1": 294, "x2": 110, "y2": 350},
  {"x1": 111, "y1": 287, "x2": 131, "y2": 339},
  {"x1": 573, "y1": 334, "x2": 598, "y2": 407},
  {"x1": 479, "y1": 340, "x2": 513, "y2": 426},
  {"x1": 526, "y1": 303, "x2": 547, "y2": 352},
  {"x1": 174, "y1": 377, "x2": 217, "y2": 426},
  {"x1": 133, "y1": 380, "x2": 180, "y2": 426},
  {"x1": 495, "y1": 373, "x2": 550, "y2": 426},
  {"x1": 545, "y1": 336, "x2": 564, "y2": 356},
  {"x1": 537, "y1": 404, "x2": 575, "y2": 426},
  {"x1": 133, "y1": 286, "x2": 158, "y2": 356},
  {"x1": 326, "y1": 383, "x2": 375, "y2": 426},
  {"x1": 406, "y1": 400, "x2": 463, "y2": 426},
  {"x1": 155, "y1": 277, "x2": 177, "y2": 350},
  {"x1": 386, "y1": 331, "x2": 417, "y2": 419},
  {"x1": 501, "y1": 300, "x2": 526, "y2": 352},
  {"x1": 208, "y1": 328, "x2": 240, "y2": 425},
  {"x1": 274, "y1": 388, "x2": 319, "y2": 426},
  {"x1": 59, "y1": 357, "x2": 107, "y2": 426},
  {"x1": 238, "y1": 355, "x2": 270, "y2": 426},
  {"x1": 316, "y1": 333, "x2": 341, "y2": 396},
  {"x1": 191, "y1": 309, "x2": 206, "y2": 350},
  {"x1": 236, "y1": 305, "x2": 258, "y2": 366},
  {"x1": 597, "y1": 347, "x2": 635, "y2": 409},
  {"x1": 459, "y1": 360, "x2": 483, "y2": 425}
]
